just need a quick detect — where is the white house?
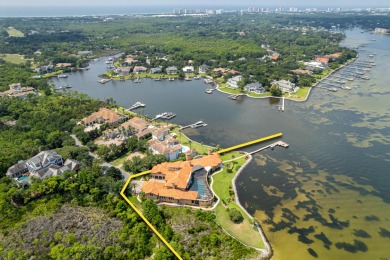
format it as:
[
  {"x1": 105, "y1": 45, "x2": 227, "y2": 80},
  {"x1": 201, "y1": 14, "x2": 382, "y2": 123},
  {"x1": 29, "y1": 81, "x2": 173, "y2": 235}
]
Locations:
[
  {"x1": 244, "y1": 82, "x2": 265, "y2": 94},
  {"x1": 272, "y1": 80, "x2": 298, "y2": 93},
  {"x1": 226, "y1": 75, "x2": 243, "y2": 89},
  {"x1": 182, "y1": 66, "x2": 194, "y2": 74},
  {"x1": 148, "y1": 133, "x2": 183, "y2": 161}
]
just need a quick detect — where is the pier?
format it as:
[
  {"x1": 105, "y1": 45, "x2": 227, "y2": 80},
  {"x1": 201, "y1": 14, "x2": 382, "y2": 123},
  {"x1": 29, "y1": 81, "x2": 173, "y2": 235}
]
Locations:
[
  {"x1": 277, "y1": 97, "x2": 285, "y2": 112},
  {"x1": 228, "y1": 94, "x2": 243, "y2": 100},
  {"x1": 180, "y1": 121, "x2": 207, "y2": 130},
  {"x1": 217, "y1": 133, "x2": 283, "y2": 154}
]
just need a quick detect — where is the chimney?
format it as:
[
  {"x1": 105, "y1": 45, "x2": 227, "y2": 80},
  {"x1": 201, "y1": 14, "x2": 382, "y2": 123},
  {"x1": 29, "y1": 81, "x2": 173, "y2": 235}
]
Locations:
[{"x1": 186, "y1": 153, "x2": 191, "y2": 161}]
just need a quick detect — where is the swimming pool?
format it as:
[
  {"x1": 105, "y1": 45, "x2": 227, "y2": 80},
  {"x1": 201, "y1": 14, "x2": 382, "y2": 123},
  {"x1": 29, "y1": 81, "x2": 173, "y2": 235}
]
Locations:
[
  {"x1": 17, "y1": 176, "x2": 30, "y2": 181},
  {"x1": 181, "y1": 145, "x2": 190, "y2": 153}
]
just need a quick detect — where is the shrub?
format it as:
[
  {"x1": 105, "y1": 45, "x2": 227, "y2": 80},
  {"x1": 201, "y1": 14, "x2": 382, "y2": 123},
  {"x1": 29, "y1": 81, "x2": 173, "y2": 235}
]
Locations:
[{"x1": 228, "y1": 208, "x2": 244, "y2": 223}]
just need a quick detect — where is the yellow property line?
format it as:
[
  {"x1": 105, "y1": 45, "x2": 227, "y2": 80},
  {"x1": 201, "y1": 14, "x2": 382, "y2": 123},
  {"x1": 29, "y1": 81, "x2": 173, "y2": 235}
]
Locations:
[
  {"x1": 120, "y1": 170, "x2": 184, "y2": 260},
  {"x1": 217, "y1": 132, "x2": 283, "y2": 154},
  {"x1": 120, "y1": 133, "x2": 283, "y2": 259}
]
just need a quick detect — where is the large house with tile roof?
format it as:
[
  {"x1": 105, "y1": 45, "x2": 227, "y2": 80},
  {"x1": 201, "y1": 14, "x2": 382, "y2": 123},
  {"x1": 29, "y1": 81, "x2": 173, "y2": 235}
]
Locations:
[
  {"x1": 148, "y1": 133, "x2": 183, "y2": 161},
  {"x1": 81, "y1": 108, "x2": 125, "y2": 127},
  {"x1": 141, "y1": 153, "x2": 222, "y2": 206}
]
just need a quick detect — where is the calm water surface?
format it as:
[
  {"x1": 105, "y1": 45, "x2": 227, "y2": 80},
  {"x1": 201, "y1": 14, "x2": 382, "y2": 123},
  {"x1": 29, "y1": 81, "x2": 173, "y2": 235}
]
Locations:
[{"x1": 53, "y1": 28, "x2": 390, "y2": 259}]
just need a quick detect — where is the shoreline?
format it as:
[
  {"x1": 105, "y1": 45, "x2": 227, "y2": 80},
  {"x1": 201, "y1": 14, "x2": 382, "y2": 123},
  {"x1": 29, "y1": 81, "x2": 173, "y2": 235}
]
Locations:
[{"x1": 215, "y1": 57, "x2": 358, "y2": 103}]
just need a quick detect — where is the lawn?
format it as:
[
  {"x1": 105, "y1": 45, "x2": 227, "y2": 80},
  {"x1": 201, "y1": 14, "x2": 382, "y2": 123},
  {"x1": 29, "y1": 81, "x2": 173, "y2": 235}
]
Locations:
[
  {"x1": 6, "y1": 27, "x2": 24, "y2": 37},
  {"x1": 41, "y1": 70, "x2": 64, "y2": 79},
  {"x1": 211, "y1": 153, "x2": 266, "y2": 249},
  {"x1": 287, "y1": 87, "x2": 312, "y2": 101},
  {"x1": 0, "y1": 54, "x2": 28, "y2": 64},
  {"x1": 171, "y1": 127, "x2": 214, "y2": 155}
]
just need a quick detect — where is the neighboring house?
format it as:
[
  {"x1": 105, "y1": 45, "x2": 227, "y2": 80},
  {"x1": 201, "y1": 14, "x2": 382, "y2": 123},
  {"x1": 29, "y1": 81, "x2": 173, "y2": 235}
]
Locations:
[
  {"x1": 0, "y1": 83, "x2": 35, "y2": 99},
  {"x1": 122, "y1": 117, "x2": 149, "y2": 133},
  {"x1": 148, "y1": 134, "x2": 183, "y2": 161},
  {"x1": 315, "y1": 57, "x2": 330, "y2": 64},
  {"x1": 213, "y1": 68, "x2": 226, "y2": 74},
  {"x1": 6, "y1": 151, "x2": 80, "y2": 180},
  {"x1": 133, "y1": 66, "x2": 148, "y2": 73},
  {"x1": 81, "y1": 108, "x2": 125, "y2": 126},
  {"x1": 150, "y1": 67, "x2": 162, "y2": 74},
  {"x1": 124, "y1": 55, "x2": 139, "y2": 65},
  {"x1": 152, "y1": 126, "x2": 170, "y2": 141},
  {"x1": 33, "y1": 64, "x2": 54, "y2": 74},
  {"x1": 198, "y1": 64, "x2": 209, "y2": 74},
  {"x1": 7, "y1": 150, "x2": 80, "y2": 182},
  {"x1": 304, "y1": 61, "x2": 327, "y2": 70},
  {"x1": 115, "y1": 67, "x2": 131, "y2": 76},
  {"x1": 244, "y1": 82, "x2": 265, "y2": 94},
  {"x1": 272, "y1": 80, "x2": 298, "y2": 93},
  {"x1": 141, "y1": 153, "x2": 222, "y2": 206},
  {"x1": 121, "y1": 117, "x2": 153, "y2": 139},
  {"x1": 166, "y1": 66, "x2": 178, "y2": 74},
  {"x1": 182, "y1": 66, "x2": 194, "y2": 73},
  {"x1": 226, "y1": 75, "x2": 243, "y2": 89}
]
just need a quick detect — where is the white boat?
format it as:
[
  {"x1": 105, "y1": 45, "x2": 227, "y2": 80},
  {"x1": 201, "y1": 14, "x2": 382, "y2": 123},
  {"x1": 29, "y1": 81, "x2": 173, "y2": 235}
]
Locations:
[
  {"x1": 194, "y1": 75, "x2": 200, "y2": 80},
  {"x1": 347, "y1": 77, "x2": 354, "y2": 81},
  {"x1": 329, "y1": 88, "x2": 338, "y2": 92},
  {"x1": 205, "y1": 89, "x2": 213, "y2": 94},
  {"x1": 57, "y1": 74, "x2": 68, "y2": 78},
  {"x1": 168, "y1": 77, "x2": 175, "y2": 81},
  {"x1": 154, "y1": 77, "x2": 162, "y2": 81},
  {"x1": 341, "y1": 86, "x2": 352, "y2": 90},
  {"x1": 105, "y1": 61, "x2": 112, "y2": 64},
  {"x1": 361, "y1": 76, "x2": 370, "y2": 80},
  {"x1": 99, "y1": 79, "x2": 111, "y2": 84},
  {"x1": 185, "y1": 77, "x2": 192, "y2": 81},
  {"x1": 204, "y1": 79, "x2": 213, "y2": 84},
  {"x1": 128, "y1": 102, "x2": 145, "y2": 110}
]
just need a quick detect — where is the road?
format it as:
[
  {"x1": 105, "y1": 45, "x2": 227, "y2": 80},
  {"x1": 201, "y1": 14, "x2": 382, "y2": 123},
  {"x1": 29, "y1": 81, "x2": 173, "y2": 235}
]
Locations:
[{"x1": 70, "y1": 134, "x2": 130, "y2": 180}]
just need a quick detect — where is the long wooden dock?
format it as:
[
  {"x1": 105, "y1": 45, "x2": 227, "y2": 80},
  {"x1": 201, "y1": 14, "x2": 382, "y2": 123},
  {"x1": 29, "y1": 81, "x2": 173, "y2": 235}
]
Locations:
[{"x1": 217, "y1": 133, "x2": 283, "y2": 154}]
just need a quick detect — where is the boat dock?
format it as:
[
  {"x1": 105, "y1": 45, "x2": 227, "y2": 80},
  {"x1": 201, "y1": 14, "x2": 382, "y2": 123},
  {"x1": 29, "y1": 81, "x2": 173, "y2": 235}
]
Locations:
[
  {"x1": 179, "y1": 121, "x2": 207, "y2": 130},
  {"x1": 99, "y1": 78, "x2": 111, "y2": 84},
  {"x1": 217, "y1": 133, "x2": 283, "y2": 154},
  {"x1": 128, "y1": 102, "x2": 145, "y2": 110},
  {"x1": 228, "y1": 94, "x2": 242, "y2": 100},
  {"x1": 277, "y1": 97, "x2": 285, "y2": 112}
]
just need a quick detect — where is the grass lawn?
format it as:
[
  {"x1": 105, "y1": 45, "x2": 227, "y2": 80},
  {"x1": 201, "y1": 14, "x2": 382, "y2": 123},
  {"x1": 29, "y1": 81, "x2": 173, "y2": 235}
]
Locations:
[
  {"x1": 0, "y1": 54, "x2": 28, "y2": 64},
  {"x1": 110, "y1": 150, "x2": 134, "y2": 167},
  {"x1": 41, "y1": 70, "x2": 64, "y2": 79},
  {"x1": 171, "y1": 127, "x2": 214, "y2": 154},
  {"x1": 6, "y1": 27, "x2": 24, "y2": 37},
  {"x1": 128, "y1": 195, "x2": 142, "y2": 210},
  {"x1": 218, "y1": 86, "x2": 243, "y2": 95},
  {"x1": 212, "y1": 154, "x2": 266, "y2": 249},
  {"x1": 287, "y1": 87, "x2": 311, "y2": 101}
]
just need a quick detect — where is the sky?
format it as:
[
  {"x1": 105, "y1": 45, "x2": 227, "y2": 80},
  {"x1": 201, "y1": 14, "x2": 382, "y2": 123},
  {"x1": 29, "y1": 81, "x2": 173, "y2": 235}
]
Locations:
[{"x1": 1, "y1": 0, "x2": 389, "y2": 7}]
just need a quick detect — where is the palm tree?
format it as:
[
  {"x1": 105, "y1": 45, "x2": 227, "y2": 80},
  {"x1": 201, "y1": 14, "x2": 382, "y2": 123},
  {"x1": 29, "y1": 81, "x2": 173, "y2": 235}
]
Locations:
[
  {"x1": 201, "y1": 142, "x2": 204, "y2": 154},
  {"x1": 189, "y1": 140, "x2": 192, "y2": 149}
]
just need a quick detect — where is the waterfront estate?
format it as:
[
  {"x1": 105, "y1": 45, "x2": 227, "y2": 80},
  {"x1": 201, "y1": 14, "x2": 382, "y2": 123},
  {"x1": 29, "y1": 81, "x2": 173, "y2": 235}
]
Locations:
[
  {"x1": 141, "y1": 153, "x2": 222, "y2": 206},
  {"x1": 0, "y1": 83, "x2": 35, "y2": 99},
  {"x1": 81, "y1": 107, "x2": 126, "y2": 127},
  {"x1": 6, "y1": 150, "x2": 80, "y2": 180}
]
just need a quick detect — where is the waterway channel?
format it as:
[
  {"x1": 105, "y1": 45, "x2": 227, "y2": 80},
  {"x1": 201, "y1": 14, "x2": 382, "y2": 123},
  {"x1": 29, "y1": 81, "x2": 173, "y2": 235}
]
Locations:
[{"x1": 52, "y1": 28, "x2": 390, "y2": 259}]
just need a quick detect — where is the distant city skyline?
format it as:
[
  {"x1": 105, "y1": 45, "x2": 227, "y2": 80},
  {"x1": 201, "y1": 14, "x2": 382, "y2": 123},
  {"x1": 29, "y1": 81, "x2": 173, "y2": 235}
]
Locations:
[{"x1": 1, "y1": 0, "x2": 389, "y2": 7}]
